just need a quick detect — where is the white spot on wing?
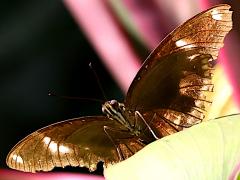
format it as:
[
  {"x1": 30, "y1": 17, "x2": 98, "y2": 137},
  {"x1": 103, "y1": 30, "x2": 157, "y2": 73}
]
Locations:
[
  {"x1": 49, "y1": 141, "x2": 58, "y2": 153},
  {"x1": 174, "y1": 117, "x2": 181, "y2": 125},
  {"x1": 43, "y1": 137, "x2": 51, "y2": 144},
  {"x1": 175, "y1": 39, "x2": 196, "y2": 49},
  {"x1": 211, "y1": 9, "x2": 222, "y2": 20},
  {"x1": 13, "y1": 154, "x2": 23, "y2": 164},
  {"x1": 176, "y1": 39, "x2": 187, "y2": 47},
  {"x1": 59, "y1": 145, "x2": 70, "y2": 153}
]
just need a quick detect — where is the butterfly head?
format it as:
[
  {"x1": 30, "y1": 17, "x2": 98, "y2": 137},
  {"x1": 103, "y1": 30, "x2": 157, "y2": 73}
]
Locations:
[{"x1": 102, "y1": 100, "x2": 125, "y2": 117}]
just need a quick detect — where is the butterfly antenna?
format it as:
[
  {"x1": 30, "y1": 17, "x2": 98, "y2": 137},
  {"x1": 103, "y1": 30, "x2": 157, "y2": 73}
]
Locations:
[
  {"x1": 89, "y1": 62, "x2": 107, "y2": 101},
  {"x1": 48, "y1": 92, "x2": 104, "y2": 103}
]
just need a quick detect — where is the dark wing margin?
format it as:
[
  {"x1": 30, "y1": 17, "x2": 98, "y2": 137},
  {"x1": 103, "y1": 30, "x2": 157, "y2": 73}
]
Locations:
[{"x1": 125, "y1": 4, "x2": 232, "y2": 114}]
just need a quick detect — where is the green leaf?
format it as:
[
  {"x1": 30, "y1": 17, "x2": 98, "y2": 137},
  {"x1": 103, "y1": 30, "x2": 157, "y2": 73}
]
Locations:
[{"x1": 104, "y1": 114, "x2": 240, "y2": 180}]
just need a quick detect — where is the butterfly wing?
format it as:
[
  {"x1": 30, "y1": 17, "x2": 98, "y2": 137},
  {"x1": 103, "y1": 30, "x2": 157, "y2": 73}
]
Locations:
[
  {"x1": 125, "y1": 4, "x2": 232, "y2": 130},
  {"x1": 6, "y1": 116, "x2": 144, "y2": 172}
]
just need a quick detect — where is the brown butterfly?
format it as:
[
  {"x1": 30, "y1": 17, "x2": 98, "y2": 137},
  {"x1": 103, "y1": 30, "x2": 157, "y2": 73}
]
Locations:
[{"x1": 6, "y1": 4, "x2": 232, "y2": 172}]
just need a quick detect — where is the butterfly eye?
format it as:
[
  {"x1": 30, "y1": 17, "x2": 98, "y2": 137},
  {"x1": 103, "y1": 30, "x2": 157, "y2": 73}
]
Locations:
[
  {"x1": 119, "y1": 103, "x2": 126, "y2": 111},
  {"x1": 110, "y1": 100, "x2": 119, "y2": 110}
]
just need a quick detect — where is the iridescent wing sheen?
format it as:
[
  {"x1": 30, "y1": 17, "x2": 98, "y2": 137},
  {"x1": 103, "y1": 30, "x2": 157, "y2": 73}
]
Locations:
[
  {"x1": 125, "y1": 4, "x2": 232, "y2": 130},
  {"x1": 6, "y1": 4, "x2": 233, "y2": 174},
  {"x1": 6, "y1": 116, "x2": 144, "y2": 172}
]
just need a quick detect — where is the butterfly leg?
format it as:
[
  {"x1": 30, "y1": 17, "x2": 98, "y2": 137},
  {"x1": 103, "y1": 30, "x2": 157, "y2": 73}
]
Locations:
[
  {"x1": 103, "y1": 126, "x2": 125, "y2": 161},
  {"x1": 135, "y1": 111, "x2": 159, "y2": 140}
]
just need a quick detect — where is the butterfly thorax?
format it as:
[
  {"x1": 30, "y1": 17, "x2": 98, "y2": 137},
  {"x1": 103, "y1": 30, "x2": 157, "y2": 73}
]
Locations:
[{"x1": 102, "y1": 100, "x2": 141, "y2": 136}]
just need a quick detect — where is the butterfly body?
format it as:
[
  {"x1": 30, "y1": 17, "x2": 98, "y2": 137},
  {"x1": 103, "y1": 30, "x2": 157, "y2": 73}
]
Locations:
[
  {"x1": 6, "y1": 4, "x2": 233, "y2": 173},
  {"x1": 102, "y1": 100, "x2": 156, "y2": 148},
  {"x1": 102, "y1": 100, "x2": 135, "y2": 134}
]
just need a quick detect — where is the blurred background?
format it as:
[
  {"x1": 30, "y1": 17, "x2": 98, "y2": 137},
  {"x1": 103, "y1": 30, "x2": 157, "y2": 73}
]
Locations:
[{"x1": 0, "y1": 0, "x2": 240, "y2": 179}]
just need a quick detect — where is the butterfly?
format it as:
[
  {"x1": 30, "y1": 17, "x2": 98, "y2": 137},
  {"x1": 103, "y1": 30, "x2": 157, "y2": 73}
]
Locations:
[{"x1": 6, "y1": 4, "x2": 232, "y2": 173}]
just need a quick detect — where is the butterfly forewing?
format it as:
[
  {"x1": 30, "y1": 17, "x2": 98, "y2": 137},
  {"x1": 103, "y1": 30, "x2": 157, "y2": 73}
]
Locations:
[
  {"x1": 7, "y1": 116, "x2": 145, "y2": 172},
  {"x1": 125, "y1": 4, "x2": 232, "y2": 132},
  {"x1": 6, "y1": 116, "x2": 141, "y2": 172}
]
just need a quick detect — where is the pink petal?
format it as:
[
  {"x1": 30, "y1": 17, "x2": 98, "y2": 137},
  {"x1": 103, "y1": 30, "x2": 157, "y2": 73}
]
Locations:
[
  {"x1": 0, "y1": 169, "x2": 104, "y2": 180},
  {"x1": 63, "y1": 0, "x2": 140, "y2": 92}
]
